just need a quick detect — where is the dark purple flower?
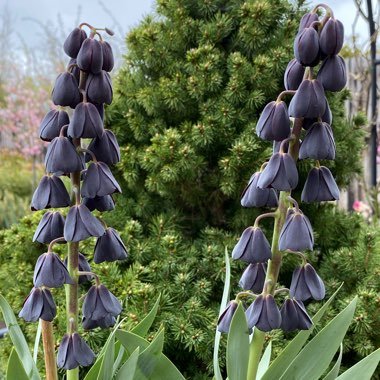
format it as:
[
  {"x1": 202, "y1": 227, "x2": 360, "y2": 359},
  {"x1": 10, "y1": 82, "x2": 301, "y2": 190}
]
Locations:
[
  {"x1": 86, "y1": 129, "x2": 120, "y2": 165},
  {"x1": 278, "y1": 209, "x2": 314, "y2": 252},
  {"x1": 77, "y1": 38, "x2": 103, "y2": 74},
  {"x1": 45, "y1": 136, "x2": 85, "y2": 175},
  {"x1": 33, "y1": 252, "x2": 73, "y2": 288},
  {"x1": 51, "y1": 72, "x2": 80, "y2": 108},
  {"x1": 57, "y1": 333, "x2": 95, "y2": 370},
  {"x1": 317, "y1": 55, "x2": 347, "y2": 92},
  {"x1": 64, "y1": 204, "x2": 105, "y2": 242},
  {"x1": 86, "y1": 71, "x2": 113, "y2": 105},
  {"x1": 319, "y1": 18, "x2": 344, "y2": 55},
  {"x1": 294, "y1": 26, "x2": 320, "y2": 67},
  {"x1": 288, "y1": 79, "x2": 326, "y2": 119},
  {"x1": 67, "y1": 58, "x2": 81, "y2": 83},
  {"x1": 303, "y1": 98, "x2": 332, "y2": 130},
  {"x1": 19, "y1": 287, "x2": 56, "y2": 322},
  {"x1": 257, "y1": 152, "x2": 298, "y2": 191},
  {"x1": 39, "y1": 110, "x2": 69, "y2": 142},
  {"x1": 100, "y1": 40, "x2": 114, "y2": 72},
  {"x1": 298, "y1": 12, "x2": 319, "y2": 32},
  {"x1": 256, "y1": 101, "x2": 291, "y2": 141},
  {"x1": 280, "y1": 298, "x2": 313, "y2": 332},
  {"x1": 240, "y1": 172, "x2": 278, "y2": 208},
  {"x1": 301, "y1": 166, "x2": 339, "y2": 202},
  {"x1": 290, "y1": 263, "x2": 325, "y2": 301},
  {"x1": 232, "y1": 227, "x2": 272, "y2": 263},
  {"x1": 63, "y1": 27, "x2": 87, "y2": 58},
  {"x1": 31, "y1": 175, "x2": 70, "y2": 211},
  {"x1": 94, "y1": 228, "x2": 128, "y2": 263},
  {"x1": 239, "y1": 262, "x2": 267, "y2": 293},
  {"x1": 246, "y1": 294, "x2": 282, "y2": 331},
  {"x1": 82, "y1": 195, "x2": 115, "y2": 212},
  {"x1": 82, "y1": 314, "x2": 116, "y2": 329},
  {"x1": 217, "y1": 301, "x2": 238, "y2": 334},
  {"x1": 64, "y1": 253, "x2": 92, "y2": 284},
  {"x1": 33, "y1": 211, "x2": 65, "y2": 244},
  {"x1": 299, "y1": 122, "x2": 335, "y2": 160},
  {"x1": 284, "y1": 59, "x2": 305, "y2": 91},
  {"x1": 68, "y1": 102, "x2": 104, "y2": 139}
]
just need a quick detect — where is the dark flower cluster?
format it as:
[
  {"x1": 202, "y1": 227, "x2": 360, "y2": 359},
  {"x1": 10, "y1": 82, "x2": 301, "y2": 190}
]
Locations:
[
  {"x1": 218, "y1": 6, "x2": 345, "y2": 334},
  {"x1": 19, "y1": 23, "x2": 127, "y2": 370}
]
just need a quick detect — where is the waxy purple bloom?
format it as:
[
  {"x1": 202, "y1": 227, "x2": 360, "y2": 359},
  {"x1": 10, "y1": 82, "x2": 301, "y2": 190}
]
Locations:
[
  {"x1": 94, "y1": 227, "x2": 128, "y2": 263},
  {"x1": 303, "y1": 98, "x2": 332, "y2": 130},
  {"x1": 33, "y1": 252, "x2": 73, "y2": 288},
  {"x1": 246, "y1": 294, "x2": 282, "y2": 331},
  {"x1": 100, "y1": 40, "x2": 114, "y2": 72},
  {"x1": 86, "y1": 71, "x2": 113, "y2": 105},
  {"x1": 77, "y1": 38, "x2": 103, "y2": 74},
  {"x1": 240, "y1": 172, "x2": 278, "y2": 208},
  {"x1": 284, "y1": 59, "x2": 305, "y2": 91},
  {"x1": 298, "y1": 12, "x2": 319, "y2": 32},
  {"x1": 39, "y1": 110, "x2": 69, "y2": 142},
  {"x1": 290, "y1": 263, "x2": 325, "y2": 301},
  {"x1": 33, "y1": 211, "x2": 65, "y2": 244},
  {"x1": 57, "y1": 332, "x2": 95, "y2": 370},
  {"x1": 63, "y1": 27, "x2": 87, "y2": 58},
  {"x1": 82, "y1": 314, "x2": 117, "y2": 329},
  {"x1": 239, "y1": 262, "x2": 267, "y2": 293},
  {"x1": 280, "y1": 298, "x2": 313, "y2": 332},
  {"x1": 319, "y1": 18, "x2": 344, "y2": 55},
  {"x1": 52, "y1": 72, "x2": 81, "y2": 108},
  {"x1": 64, "y1": 204, "x2": 105, "y2": 242},
  {"x1": 64, "y1": 252, "x2": 92, "y2": 284},
  {"x1": 317, "y1": 55, "x2": 347, "y2": 92},
  {"x1": 257, "y1": 152, "x2": 298, "y2": 191},
  {"x1": 294, "y1": 26, "x2": 320, "y2": 67},
  {"x1": 86, "y1": 129, "x2": 120, "y2": 165},
  {"x1": 19, "y1": 287, "x2": 56, "y2": 322},
  {"x1": 301, "y1": 166, "x2": 340, "y2": 202},
  {"x1": 217, "y1": 301, "x2": 238, "y2": 333},
  {"x1": 82, "y1": 195, "x2": 115, "y2": 212},
  {"x1": 232, "y1": 227, "x2": 272, "y2": 263},
  {"x1": 31, "y1": 175, "x2": 70, "y2": 211},
  {"x1": 279, "y1": 209, "x2": 314, "y2": 252}
]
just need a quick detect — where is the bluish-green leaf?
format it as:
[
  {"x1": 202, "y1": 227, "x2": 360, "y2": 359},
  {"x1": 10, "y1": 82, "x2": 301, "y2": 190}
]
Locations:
[
  {"x1": 214, "y1": 247, "x2": 231, "y2": 380},
  {"x1": 33, "y1": 319, "x2": 42, "y2": 364},
  {"x1": 6, "y1": 348, "x2": 29, "y2": 380},
  {"x1": 257, "y1": 341, "x2": 272, "y2": 380},
  {"x1": 280, "y1": 297, "x2": 357, "y2": 380},
  {"x1": 97, "y1": 332, "x2": 115, "y2": 380},
  {"x1": 323, "y1": 344, "x2": 343, "y2": 380},
  {"x1": 0, "y1": 294, "x2": 41, "y2": 380},
  {"x1": 336, "y1": 348, "x2": 380, "y2": 380},
  {"x1": 112, "y1": 341, "x2": 126, "y2": 375},
  {"x1": 262, "y1": 284, "x2": 343, "y2": 380},
  {"x1": 115, "y1": 347, "x2": 140, "y2": 380},
  {"x1": 226, "y1": 303, "x2": 249, "y2": 380},
  {"x1": 131, "y1": 295, "x2": 161, "y2": 337}
]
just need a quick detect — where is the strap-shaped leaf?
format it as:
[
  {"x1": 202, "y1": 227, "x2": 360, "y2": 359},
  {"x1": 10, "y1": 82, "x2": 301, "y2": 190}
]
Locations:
[
  {"x1": 115, "y1": 347, "x2": 140, "y2": 380},
  {"x1": 6, "y1": 348, "x2": 29, "y2": 380},
  {"x1": 97, "y1": 332, "x2": 115, "y2": 380},
  {"x1": 322, "y1": 344, "x2": 343, "y2": 380},
  {"x1": 131, "y1": 295, "x2": 161, "y2": 337},
  {"x1": 257, "y1": 341, "x2": 272, "y2": 380}
]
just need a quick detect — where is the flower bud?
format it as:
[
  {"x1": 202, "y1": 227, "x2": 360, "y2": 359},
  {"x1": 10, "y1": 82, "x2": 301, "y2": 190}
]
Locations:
[
  {"x1": 19, "y1": 287, "x2": 56, "y2": 322},
  {"x1": 290, "y1": 263, "x2": 325, "y2": 301},
  {"x1": 64, "y1": 253, "x2": 92, "y2": 284},
  {"x1": 100, "y1": 40, "x2": 114, "y2": 72},
  {"x1": 232, "y1": 227, "x2": 272, "y2": 263},
  {"x1": 86, "y1": 130, "x2": 120, "y2": 165},
  {"x1": 77, "y1": 38, "x2": 103, "y2": 74},
  {"x1": 239, "y1": 262, "x2": 267, "y2": 293},
  {"x1": 82, "y1": 195, "x2": 115, "y2": 212},
  {"x1": 294, "y1": 26, "x2": 320, "y2": 67},
  {"x1": 246, "y1": 294, "x2": 281, "y2": 331},
  {"x1": 317, "y1": 55, "x2": 347, "y2": 92},
  {"x1": 63, "y1": 27, "x2": 87, "y2": 58},
  {"x1": 298, "y1": 12, "x2": 319, "y2": 32},
  {"x1": 52, "y1": 72, "x2": 81, "y2": 108},
  {"x1": 39, "y1": 110, "x2": 69, "y2": 142},
  {"x1": 284, "y1": 59, "x2": 305, "y2": 91},
  {"x1": 319, "y1": 18, "x2": 344, "y2": 55},
  {"x1": 33, "y1": 211, "x2": 65, "y2": 244},
  {"x1": 94, "y1": 227, "x2": 128, "y2": 263},
  {"x1": 280, "y1": 298, "x2": 312, "y2": 332},
  {"x1": 86, "y1": 71, "x2": 113, "y2": 105},
  {"x1": 217, "y1": 301, "x2": 238, "y2": 333}
]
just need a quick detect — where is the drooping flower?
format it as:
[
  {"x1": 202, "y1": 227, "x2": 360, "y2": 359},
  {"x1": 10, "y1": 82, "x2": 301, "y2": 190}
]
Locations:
[
  {"x1": 100, "y1": 41, "x2": 114, "y2": 72},
  {"x1": 319, "y1": 18, "x2": 344, "y2": 55},
  {"x1": 294, "y1": 26, "x2": 320, "y2": 66},
  {"x1": 51, "y1": 72, "x2": 81, "y2": 108},
  {"x1": 63, "y1": 27, "x2": 87, "y2": 58},
  {"x1": 64, "y1": 253, "x2": 92, "y2": 284},
  {"x1": 86, "y1": 129, "x2": 120, "y2": 165},
  {"x1": 77, "y1": 38, "x2": 103, "y2": 74},
  {"x1": 82, "y1": 195, "x2": 115, "y2": 212},
  {"x1": 86, "y1": 71, "x2": 113, "y2": 105},
  {"x1": 280, "y1": 298, "x2": 313, "y2": 332},
  {"x1": 94, "y1": 228, "x2": 128, "y2": 263},
  {"x1": 33, "y1": 211, "x2": 65, "y2": 244},
  {"x1": 19, "y1": 287, "x2": 56, "y2": 322},
  {"x1": 298, "y1": 12, "x2": 319, "y2": 32},
  {"x1": 239, "y1": 262, "x2": 267, "y2": 293},
  {"x1": 217, "y1": 301, "x2": 238, "y2": 334},
  {"x1": 284, "y1": 58, "x2": 305, "y2": 91},
  {"x1": 317, "y1": 55, "x2": 347, "y2": 92},
  {"x1": 290, "y1": 263, "x2": 325, "y2": 301},
  {"x1": 39, "y1": 110, "x2": 69, "y2": 142}
]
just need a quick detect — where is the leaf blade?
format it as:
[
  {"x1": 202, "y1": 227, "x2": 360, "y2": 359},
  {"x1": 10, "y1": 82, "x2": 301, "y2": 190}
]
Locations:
[
  {"x1": 114, "y1": 347, "x2": 140, "y2": 380},
  {"x1": 131, "y1": 295, "x2": 161, "y2": 337}
]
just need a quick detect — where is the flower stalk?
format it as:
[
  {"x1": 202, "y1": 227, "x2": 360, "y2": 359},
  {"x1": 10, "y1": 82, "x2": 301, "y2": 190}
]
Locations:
[{"x1": 41, "y1": 320, "x2": 58, "y2": 380}]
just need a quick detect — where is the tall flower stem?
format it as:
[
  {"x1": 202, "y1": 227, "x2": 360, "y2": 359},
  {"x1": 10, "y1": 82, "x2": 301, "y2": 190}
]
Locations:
[
  {"x1": 246, "y1": 118, "x2": 303, "y2": 380},
  {"x1": 41, "y1": 320, "x2": 58, "y2": 380}
]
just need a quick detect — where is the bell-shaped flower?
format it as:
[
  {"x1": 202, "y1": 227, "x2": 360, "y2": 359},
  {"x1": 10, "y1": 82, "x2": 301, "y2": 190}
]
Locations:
[
  {"x1": 52, "y1": 72, "x2": 80, "y2": 108},
  {"x1": 82, "y1": 195, "x2": 115, "y2": 212},
  {"x1": 240, "y1": 172, "x2": 278, "y2": 208},
  {"x1": 239, "y1": 262, "x2": 267, "y2": 293},
  {"x1": 68, "y1": 102, "x2": 104, "y2": 139},
  {"x1": 289, "y1": 79, "x2": 326, "y2": 119},
  {"x1": 82, "y1": 314, "x2": 116, "y2": 329},
  {"x1": 82, "y1": 284, "x2": 122, "y2": 329},
  {"x1": 33, "y1": 211, "x2": 65, "y2": 244},
  {"x1": 33, "y1": 252, "x2": 73, "y2": 288},
  {"x1": 279, "y1": 209, "x2": 314, "y2": 251},
  {"x1": 31, "y1": 175, "x2": 70, "y2": 211},
  {"x1": 317, "y1": 55, "x2": 347, "y2": 92},
  {"x1": 232, "y1": 227, "x2": 272, "y2": 263},
  {"x1": 246, "y1": 294, "x2": 282, "y2": 331},
  {"x1": 217, "y1": 301, "x2": 238, "y2": 334},
  {"x1": 77, "y1": 38, "x2": 103, "y2": 74},
  {"x1": 81, "y1": 162, "x2": 121, "y2": 198},
  {"x1": 19, "y1": 287, "x2": 56, "y2": 322},
  {"x1": 284, "y1": 59, "x2": 305, "y2": 91},
  {"x1": 86, "y1": 71, "x2": 113, "y2": 105},
  {"x1": 57, "y1": 332, "x2": 95, "y2": 370},
  {"x1": 64, "y1": 253, "x2": 92, "y2": 284},
  {"x1": 45, "y1": 136, "x2": 85, "y2": 175},
  {"x1": 303, "y1": 98, "x2": 332, "y2": 130},
  {"x1": 100, "y1": 40, "x2": 114, "y2": 72},
  {"x1": 94, "y1": 227, "x2": 128, "y2": 263},
  {"x1": 86, "y1": 129, "x2": 120, "y2": 165},
  {"x1": 298, "y1": 12, "x2": 319, "y2": 32},
  {"x1": 319, "y1": 18, "x2": 344, "y2": 55},
  {"x1": 64, "y1": 204, "x2": 105, "y2": 242},
  {"x1": 280, "y1": 298, "x2": 313, "y2": 332},
  {"x1": 39, "y1": 110, "x2": 69, "y2": 142},
  {"x1": 257, "y1": 152, "x2": 298, "y2": 191},
  {"x1": 294, "y1": 26, "x2": 320, "y2": 67},
  {"x1": 290, "y1": 263, "x2": 325, "y2": 301},
  {"x1": 301, "y1": 166, "x2": 339, "y2": 202},
  {"x1": 299, "y1": 122, "x2": 335, "y2": 160},
  {"x1": 63, "y1": 27, "x2": 87, "y2": 58}
]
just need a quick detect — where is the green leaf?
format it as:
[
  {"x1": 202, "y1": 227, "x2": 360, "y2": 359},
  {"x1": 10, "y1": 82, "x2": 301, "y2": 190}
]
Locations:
[
  {"x1": 0, "y1": 294, "x2": 41, "y2": 380},
  {"x1": 112, "y1": 341, "x2": 126, "y2": 375},
  {"x1": 262, "y1": 284, "x2": 343, "y2": 380},
  {"x1": 97, "y1": 332, "x2": 115, "y2": 380},
  {"x1": 280, "y1": 297, "x2": 358, "y2": 380},
  {"x1": 131, "y1": 294, "x2": 161, "y2": 337},
  {"x1": 257, "y1": 341, "x2": 272, "y2": 380},
  {"x1": 6, "y1": 348, "x2": 29, "y2": 380},
  {"x1": 214, "y1": 247, "x2": 231, "y2": 380},
  {"x1": 33, "y1": 319, "x2": 42, "y2": 364},
  {"x1": 336, "y1": 348, "x2": 380, "y2": 380},
  {"x1": 115, "y1": 347, "x2": 140, "y2": 380},
  {"x1": 323, "y1": 344, "x2": 343, "y2": 380},
  {"x1": 226, "y1": 303, "x2": 249, "y2": 380}
]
